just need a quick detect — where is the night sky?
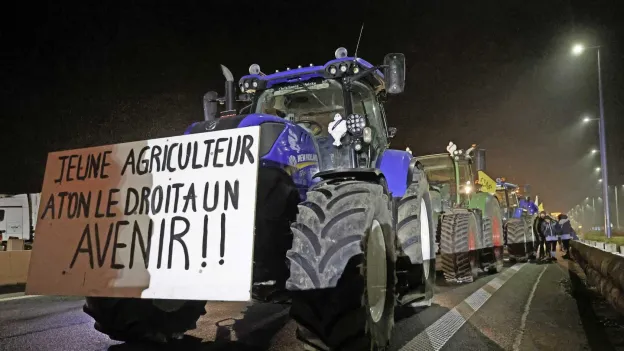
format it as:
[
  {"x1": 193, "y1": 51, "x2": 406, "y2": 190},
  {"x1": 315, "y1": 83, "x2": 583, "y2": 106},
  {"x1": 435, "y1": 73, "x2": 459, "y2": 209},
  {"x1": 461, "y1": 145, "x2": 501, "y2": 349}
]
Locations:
[{"x1": 2, "y1": 0, "x2": 623, "y2": 212}]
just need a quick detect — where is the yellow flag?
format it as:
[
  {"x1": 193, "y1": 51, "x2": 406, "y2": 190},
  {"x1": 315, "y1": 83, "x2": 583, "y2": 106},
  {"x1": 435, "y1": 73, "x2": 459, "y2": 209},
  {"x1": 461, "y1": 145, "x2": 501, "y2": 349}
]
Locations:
[
  {"x1": 477, "y1": 171, "x2": 497, "y2": 194},
  {"x1": 538, "y1": 203, "x2": 544, "y2": 212}
]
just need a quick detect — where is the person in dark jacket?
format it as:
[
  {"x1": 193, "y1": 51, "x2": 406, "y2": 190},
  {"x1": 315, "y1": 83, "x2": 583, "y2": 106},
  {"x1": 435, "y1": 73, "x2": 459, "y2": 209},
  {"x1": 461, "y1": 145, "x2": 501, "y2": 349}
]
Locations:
[
  {"x1": 534, "y1": 211, "x2": 547, "y2": 260},
  {"x1": 558, "y1": 214, "x2": 573, "y2": 259},
  {"x1": 541, "y1": 216, "x2": 558, "y2": 262}
]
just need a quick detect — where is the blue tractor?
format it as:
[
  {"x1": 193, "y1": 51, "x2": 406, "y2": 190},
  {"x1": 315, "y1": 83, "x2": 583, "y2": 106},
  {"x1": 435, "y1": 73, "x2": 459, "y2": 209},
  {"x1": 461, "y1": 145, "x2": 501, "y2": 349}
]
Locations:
[
  {"x1": 494, "y1": 179, "x2": 537, "y2": 262},
  {"x1": 84, "y1": 48, "x2": 437, "y2": 350}
]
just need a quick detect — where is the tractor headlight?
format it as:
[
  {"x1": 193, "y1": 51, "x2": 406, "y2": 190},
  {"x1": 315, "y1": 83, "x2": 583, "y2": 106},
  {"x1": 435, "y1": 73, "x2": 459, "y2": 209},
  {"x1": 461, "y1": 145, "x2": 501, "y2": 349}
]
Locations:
[
  {"x1": 329, "y1": 65, "x2": 337, "y2": 75},
  {"x1": 244, "y1": 81, "x2": 250, "y2": 89},
  {"x1": 339, "y1": 63, "x2": 348, "y2": 73},
  {"x1": 346, "y1": 114, "x2": 366, "y2": 134},
  {"x1": 252, "y1": 80, "x2": 258, "y2": 88}
]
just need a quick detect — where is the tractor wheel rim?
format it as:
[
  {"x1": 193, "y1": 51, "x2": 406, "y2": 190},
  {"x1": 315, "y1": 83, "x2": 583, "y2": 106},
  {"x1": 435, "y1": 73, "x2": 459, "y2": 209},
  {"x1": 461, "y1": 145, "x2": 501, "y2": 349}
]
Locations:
[
  {"x1": 420, "y1": 198, "x2": 431, "y2": 280},
  {"x1": 367, "y1": 219, "x2": 387, "y2": 324}
]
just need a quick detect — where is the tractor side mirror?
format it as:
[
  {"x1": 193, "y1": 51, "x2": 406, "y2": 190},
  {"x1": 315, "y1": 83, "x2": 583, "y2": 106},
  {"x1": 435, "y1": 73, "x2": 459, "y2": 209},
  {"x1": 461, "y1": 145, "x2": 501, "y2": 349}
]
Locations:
[
  {"x1": 387, "y1": 127, "x2": 397, "y2": 139},
  {"x1": 383, "y1": 53, "x2": 405, "y2": 94},
  {"x1": 203, "y1": 91, "x2": 219, "y2": 121}
]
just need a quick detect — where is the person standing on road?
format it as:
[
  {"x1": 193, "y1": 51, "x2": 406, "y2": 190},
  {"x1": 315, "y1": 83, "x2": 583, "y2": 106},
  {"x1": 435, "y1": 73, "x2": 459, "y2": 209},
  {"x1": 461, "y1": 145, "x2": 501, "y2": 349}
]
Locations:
[
  {"x1": 541, "y1": 215, "x2": 558, "y2": 262},
  {"x1": 558, "y1": 213, "x2": 573, "y2": 259},
  {"x1": 535, "y1": 211, "x2": 547, "y2": 260}
]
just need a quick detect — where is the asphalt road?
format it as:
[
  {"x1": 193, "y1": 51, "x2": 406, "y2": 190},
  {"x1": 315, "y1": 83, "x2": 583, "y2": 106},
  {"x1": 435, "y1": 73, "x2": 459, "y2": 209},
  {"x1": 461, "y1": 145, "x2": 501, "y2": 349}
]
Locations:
[{"x1": 0, "y1": 258, "x2": 619, "y2": 351}]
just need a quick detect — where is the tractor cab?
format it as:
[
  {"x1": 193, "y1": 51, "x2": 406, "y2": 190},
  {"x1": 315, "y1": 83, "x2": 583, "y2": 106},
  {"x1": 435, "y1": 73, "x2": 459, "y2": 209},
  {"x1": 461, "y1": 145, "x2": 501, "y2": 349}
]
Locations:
[
  {"x1": 495, "y1": 178, "x2": 521, "y2": 220},
  {"x1": 233, "y1": 48, "x2": 404, "y2": 172},
  {"x1": 416, "y1": 142, "x2": 485, "y2": 210}
]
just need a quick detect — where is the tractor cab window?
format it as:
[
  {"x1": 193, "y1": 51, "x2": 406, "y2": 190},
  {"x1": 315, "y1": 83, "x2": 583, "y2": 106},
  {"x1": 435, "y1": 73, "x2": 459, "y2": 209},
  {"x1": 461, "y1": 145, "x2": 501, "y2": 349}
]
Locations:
[
  {"x1": 350, "y1": 81, "x2": 386, "y2": 150},
  {"x1": 495, "y1": 189, "x2": 509, "y2": 207},
  {"x1": 255, "y1": 79, "x2": 346, "y2": 137},
  {"x1": 416, "y1": 154, "x2": 457, "y2": 206}
]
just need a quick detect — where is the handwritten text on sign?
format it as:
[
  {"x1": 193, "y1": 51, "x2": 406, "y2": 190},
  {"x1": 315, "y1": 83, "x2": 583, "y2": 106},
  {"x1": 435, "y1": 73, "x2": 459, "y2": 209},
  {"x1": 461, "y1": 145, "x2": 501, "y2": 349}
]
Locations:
[{"x1": 26, "y1": 126, "x2": 261, "y2": 301}]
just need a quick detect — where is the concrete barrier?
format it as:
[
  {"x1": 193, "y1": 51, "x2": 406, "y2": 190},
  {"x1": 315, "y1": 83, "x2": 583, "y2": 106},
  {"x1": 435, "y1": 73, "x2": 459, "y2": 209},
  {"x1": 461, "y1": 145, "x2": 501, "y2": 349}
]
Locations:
[
  {"x1": 0, "y1": 250, "x2": 31, "y2": 286},
  {"x1": 571, "y1": 241, "x2": 624, "y2": 315},
  {"x1": 605, "y1": 243, "x2": 618, "y2": 253}
]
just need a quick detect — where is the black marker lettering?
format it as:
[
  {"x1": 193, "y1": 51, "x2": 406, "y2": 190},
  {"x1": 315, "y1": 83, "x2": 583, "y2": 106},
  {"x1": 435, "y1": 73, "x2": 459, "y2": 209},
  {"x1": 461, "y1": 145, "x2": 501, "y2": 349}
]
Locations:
[
  {"x1": 192, "y1": 141, "x2": 202, "y2": 169},
  {"x1": 66, "y1": 155, "x2": 77, "y2": 182},
  {"x1": 224, "y1": 180, "x2": 239, "y2": 211},
  {"x1": 219, "y1": 213, "x2": 226, "y2": 265},
  {"x1": 178, "y1": 142, "x2": 191, "y2": 170},
  {"x1": 202, "y1": 215, "x2": 208, "y2": 259},
  {"x1": 157, "y1": 218, "x2": 166, "y2": 268},
  {"x1": 166, "y1": 143, "x2": 178, "y2": 172},
  {"x1": 76, "y1": 155, "x2": 86, "y2": 181},
  {"x1": 149, "y1": 145, "x2": 162, "y2": 173},
  {"x1": 106, "y1": 188, "x2": 120, "y2": 217},
  {"x1": 171, "y1": 183, "x2": 183, "y2": 212},
  {"x1": 77, "y1": 191, "x2": 91, "y2": 218},
  {"x1": 182, "y1": 183, "x2": 197, "y2": 213},
  {"x1": 203, "y1": 181, "x2": 219, "y2": 212},
  {"x1": 54, "y1": 155, "x2": 69, "y2": 184},
  {"x1": 130, "y1": 219, "x2": 153, "y2": 269},
  {"x1": 40, "y1": 194, "x2": 55, "y2": 220},
  {"x1": 87, "y1": 153, "x2": 102, "y2": 178},
  {"x1": 139, "y1": 187, "x2": 151, "y2": 215},
  {"x1": 226, "y1": 136, "x2": 241, "y2": 166},
  {"x1": 213, "y1": 137, "x2": 227, "y2": 168},
  {"x1": 151, "y1": 186, "x2": 163, "y2": 214},
  {"x1": 161, "y1": 144, "x2": 169, "y2": 172},
  {"x1": 95, "y1": 190, "x2": 105, "y2": 218},
  {"x1": 165, "y1": 185, "x2": 172, "y2": 213},
  {"x1": 168, "y1": 216, "x2": 190, "y2": 270},
  {"x1": 124, "y1": 188, "x2": 139, "y2": 215},
  {"x1": 137, "y1": 146, "x2": 150, "y2": 175},
  {"x1": 57, "y1": 191, "x2": 68, "y2": 219},
  {"x1": 101, "y1": 150, "x2": 112, "y2": 179},
  {"x1": 111, "y1": 220, "x2": 129, "y2": 269},
  {"x1": 70, "y1": 223, "x2": 94, "y2": 269},
  {"x1": 94, "y1": 222, "x2": 114, "y2": 267},
  {"x1": 121, "y1": 149, "x2": 136, "y2": 176},
  {"x1": 203, "y1": 139, "x2": 215, "y2": 167},
  {"x1": 240, "y1": 135, "x2": 255, "y2": 164},
  {"x1": 67, "y1": 192, "x2": 79, "y2": 219}
]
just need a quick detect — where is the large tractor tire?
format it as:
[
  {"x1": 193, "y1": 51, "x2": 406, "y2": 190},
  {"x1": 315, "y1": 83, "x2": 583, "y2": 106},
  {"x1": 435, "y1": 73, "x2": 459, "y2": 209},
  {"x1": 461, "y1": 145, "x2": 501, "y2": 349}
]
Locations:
[
  {"x1": 287, "y1": 181, "x2": 396, "y2": 351},
  {"x1": 522, "y1": 216, "x2": 536, "y2": 259},
  {"x1": 83, "y1": 298, "x2": 206, "y2": 342},
  {"x1": 506, "y1": 218, "x2": 528, "y2": 262},
  {"x1": 84, "y1": 167, "x2": 299, "y2": 342},
  {"x1": 397, "y1": 168, "x2": 436, "y2": 307},
  {"x1": 440, "y1": 212, "x2": 480, "y2": 283}
]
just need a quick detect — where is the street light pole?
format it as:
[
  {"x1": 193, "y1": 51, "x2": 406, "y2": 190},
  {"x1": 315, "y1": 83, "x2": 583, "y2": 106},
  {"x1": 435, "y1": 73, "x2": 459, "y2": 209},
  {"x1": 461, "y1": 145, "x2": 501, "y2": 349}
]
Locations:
[
  {"x1": 615, "y1": 185, "x2": 620, "y2": 229},
  {"x1": 596, "y1": 48, "x2": 612, "y2": 238}
]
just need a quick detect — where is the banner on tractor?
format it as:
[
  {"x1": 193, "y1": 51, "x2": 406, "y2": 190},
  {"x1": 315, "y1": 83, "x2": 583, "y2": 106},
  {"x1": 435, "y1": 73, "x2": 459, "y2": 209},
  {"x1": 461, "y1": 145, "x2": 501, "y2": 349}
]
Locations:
[
  {"x1": 26, "y1": 126, "x2": 261, "y2": 301},
  {"x1": 477, "y1": 171, "x2": 497, "y2": 194}
]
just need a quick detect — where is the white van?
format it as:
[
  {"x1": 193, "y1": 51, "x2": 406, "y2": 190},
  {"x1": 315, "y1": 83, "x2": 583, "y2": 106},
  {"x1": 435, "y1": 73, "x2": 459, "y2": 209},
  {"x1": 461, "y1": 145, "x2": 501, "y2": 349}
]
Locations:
[{"x1": 0, "y1": 193, "x2": 40, "y2": 245}]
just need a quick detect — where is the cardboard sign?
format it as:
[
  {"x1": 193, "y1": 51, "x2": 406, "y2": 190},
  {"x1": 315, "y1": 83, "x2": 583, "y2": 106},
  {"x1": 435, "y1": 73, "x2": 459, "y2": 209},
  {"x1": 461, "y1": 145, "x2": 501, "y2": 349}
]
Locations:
[
  {"x1": 26, "y1": 126, "x2": 261, "y2": 301},
  {"x1": 477, "y1": 171, "x2": 497, "y2": 194}
]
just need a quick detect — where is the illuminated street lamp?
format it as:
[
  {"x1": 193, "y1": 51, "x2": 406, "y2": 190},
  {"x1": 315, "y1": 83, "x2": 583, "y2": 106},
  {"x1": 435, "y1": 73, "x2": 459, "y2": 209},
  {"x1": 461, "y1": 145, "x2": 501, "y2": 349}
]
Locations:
[
  {"x1": 572, "y1": 42, "x2": 611, "y2": 238},
  {"x1": 591, "y1": 149, "x2": 598, "y2": 154},
  {"x1": 596, "y1": 167, "x2": 601, "y2": 172}
]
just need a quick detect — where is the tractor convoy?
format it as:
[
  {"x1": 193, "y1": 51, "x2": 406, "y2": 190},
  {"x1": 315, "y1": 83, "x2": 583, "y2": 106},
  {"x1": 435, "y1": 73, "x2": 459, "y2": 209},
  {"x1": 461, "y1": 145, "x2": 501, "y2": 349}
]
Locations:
[{"x1": 28, "y1": 47, "x2": 540, "y2": 351}]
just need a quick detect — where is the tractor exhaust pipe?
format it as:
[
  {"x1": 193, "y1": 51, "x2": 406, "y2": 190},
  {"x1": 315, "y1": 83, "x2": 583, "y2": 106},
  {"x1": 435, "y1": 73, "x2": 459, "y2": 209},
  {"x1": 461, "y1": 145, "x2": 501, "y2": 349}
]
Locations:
[
  {"x1": 474, "y1": 149, "x2": 486, "y2": 172},
  {"x1": 220, "y1": 64, "x2": 236, "y2": 117}
]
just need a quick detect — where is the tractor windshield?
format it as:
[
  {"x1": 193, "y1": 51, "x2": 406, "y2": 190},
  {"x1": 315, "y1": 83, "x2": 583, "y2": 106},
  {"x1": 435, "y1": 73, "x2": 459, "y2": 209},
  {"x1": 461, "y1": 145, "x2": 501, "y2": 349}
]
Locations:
[
  {"x1": 254, "y1": 78, "x2": 385, "y2": 171},
  {"x1": 417, "y1": 154, "x2": 457, "y2": 205}
]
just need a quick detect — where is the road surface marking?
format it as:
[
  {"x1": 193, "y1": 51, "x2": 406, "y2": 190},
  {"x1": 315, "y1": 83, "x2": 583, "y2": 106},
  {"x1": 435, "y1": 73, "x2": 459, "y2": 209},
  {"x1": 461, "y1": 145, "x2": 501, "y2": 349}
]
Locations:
[
  {"x1": 400, "y1": 263, "x2": 525, "y2": 351},
  {"x1": 512, "y1": 265, "x2": 547, "y2": 351},
  {"x1": 0, "y1": 294, "x2": 40, "y2": 302}
]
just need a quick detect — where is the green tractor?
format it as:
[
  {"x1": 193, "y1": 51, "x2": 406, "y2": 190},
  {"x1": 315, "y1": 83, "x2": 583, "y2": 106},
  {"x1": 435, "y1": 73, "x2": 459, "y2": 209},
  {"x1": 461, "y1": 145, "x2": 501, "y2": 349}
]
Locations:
[{"x1": 416, "y1": 142, "x2": 504, "y2": 283}]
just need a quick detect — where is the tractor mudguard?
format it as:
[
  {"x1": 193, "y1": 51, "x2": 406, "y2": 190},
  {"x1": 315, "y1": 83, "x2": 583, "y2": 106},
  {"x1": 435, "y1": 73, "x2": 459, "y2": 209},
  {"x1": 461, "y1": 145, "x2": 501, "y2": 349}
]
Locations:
[
  {"x1": 186, "y1": 113, "x2": 320, "y2": 201},
  {"x1": 376, "y1": 149, "x2": 413, "y2": 198},
  {"x1": 468, "y1": 192, "x2": 504, "y2": 248}
]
